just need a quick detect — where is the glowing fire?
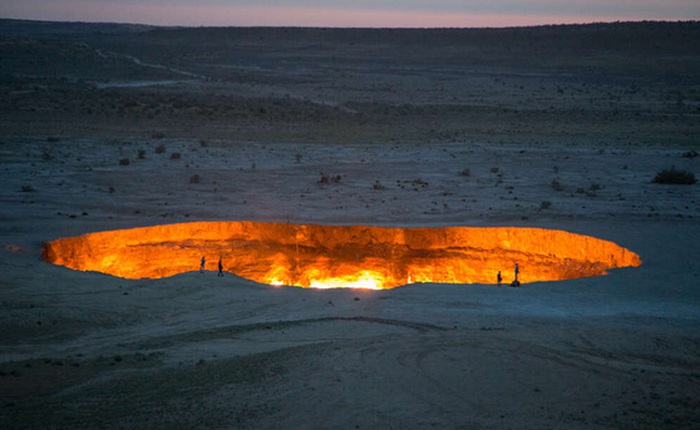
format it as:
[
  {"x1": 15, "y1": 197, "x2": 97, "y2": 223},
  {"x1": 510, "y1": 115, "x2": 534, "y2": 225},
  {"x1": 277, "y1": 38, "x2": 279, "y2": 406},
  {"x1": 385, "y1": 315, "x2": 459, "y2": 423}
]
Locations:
[
  {"x1": 42, "y1": 221, "x2": 641, "y2": 289},
  {"x1": 309, "y1": 271, "x2": 385, "y2": 290}
]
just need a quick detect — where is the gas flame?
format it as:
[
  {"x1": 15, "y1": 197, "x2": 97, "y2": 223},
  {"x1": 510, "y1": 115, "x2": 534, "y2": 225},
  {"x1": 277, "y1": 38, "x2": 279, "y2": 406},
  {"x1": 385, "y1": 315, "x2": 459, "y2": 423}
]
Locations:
[
  {"x1": 308, "y1": 271, "x2": 385, "y2": 290},
  {"x1": 42, "y1": 221, "x2": 641, "y2": 289}
]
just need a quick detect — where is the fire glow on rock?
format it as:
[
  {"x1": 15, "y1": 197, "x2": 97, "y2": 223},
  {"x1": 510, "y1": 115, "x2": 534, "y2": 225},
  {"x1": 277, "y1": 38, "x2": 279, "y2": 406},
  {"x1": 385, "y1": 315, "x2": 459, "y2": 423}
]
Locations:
[{"x1": 43, "y1": 221, "x2": 641, "y2": 289}]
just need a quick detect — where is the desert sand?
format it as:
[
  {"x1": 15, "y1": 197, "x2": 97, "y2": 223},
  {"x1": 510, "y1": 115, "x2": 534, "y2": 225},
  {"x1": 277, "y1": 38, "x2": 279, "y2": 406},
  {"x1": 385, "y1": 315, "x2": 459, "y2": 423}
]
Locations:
[{"x1": 1, "y1": 20, "x2": 699, "y2": 429}]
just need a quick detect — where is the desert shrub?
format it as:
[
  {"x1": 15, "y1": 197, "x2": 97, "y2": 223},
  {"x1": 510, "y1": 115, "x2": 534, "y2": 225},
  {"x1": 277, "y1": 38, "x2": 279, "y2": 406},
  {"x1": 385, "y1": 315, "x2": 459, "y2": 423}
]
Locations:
[
  {"x1": 589, "y1": 183, "x2": 602, "y2": 191},
  {"x1": 551, "y1": 179, "x2": 564, "y2": 191},
  {"x1": 459, "y1": 168, "x2": 471, "y2": 177},
  {"x1": 154, "y1": 144, "x2": 166, "y2": 154},
  {"x1": 319, "y1": 173, "x2": 341, "y2": 184},
  {"x1": 152, "y1": 131, "x2": 165, "y2": 139},
  {"x1": 682, "y1": 150, "x2": 698, "y2": 159},
  {"x1": 199, "y1": 139, "x2": 208, "y2": 148},
  {"x1": 373, "y1": 181, "x2": 385, "y2": 190},
  {"x1": 170, "y1": 152, "x2": 181, "y2": 160},
  {"x1": 119, "y1": 157, "x2": 130, "y2": 166},
  {"x1": 652, "y1": 167, "x2": 697, "y2": 185},
  {"x1": 21, "y1": 185, "x2": 36, "y2": 192},
  {"x1": 137, "y1": 149, "x2": 146, "y2": 159},
  {"x1": 540, "y1": 200, "x2": 552, "y2": 209},
  {"x1": 46, "y1": 136, "x2": 60, "y2": 142},
  {"x1": 490, "y1": 167, "x2": 499, "y2": 173},
  {"x1": 190, "y1": 174, "x2": 201, "y2": 184}
]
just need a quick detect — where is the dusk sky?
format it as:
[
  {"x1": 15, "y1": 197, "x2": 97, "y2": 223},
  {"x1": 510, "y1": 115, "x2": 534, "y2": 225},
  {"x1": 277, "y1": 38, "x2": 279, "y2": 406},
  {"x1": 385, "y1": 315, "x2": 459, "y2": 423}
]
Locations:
[{"x1": 1, "y1": 0, "x2": 699, "y2": 28}]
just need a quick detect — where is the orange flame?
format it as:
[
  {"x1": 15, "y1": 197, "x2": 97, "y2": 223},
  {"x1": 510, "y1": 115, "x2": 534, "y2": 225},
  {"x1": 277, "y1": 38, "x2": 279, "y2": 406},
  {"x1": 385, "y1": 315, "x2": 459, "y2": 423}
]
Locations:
[{"x1": 42, "y1": 221, "x2": 641, "y2": 289}]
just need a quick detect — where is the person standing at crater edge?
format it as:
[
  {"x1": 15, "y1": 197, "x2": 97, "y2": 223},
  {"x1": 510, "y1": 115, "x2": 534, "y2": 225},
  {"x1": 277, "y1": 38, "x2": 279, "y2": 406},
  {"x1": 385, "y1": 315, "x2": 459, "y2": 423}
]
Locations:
[
  {"x1": 218, "y1": 257, "x2": 224, "y2": 277},
  {"x1": 200, "y1": 256, "x2": 206, "y2": 273},
  {"x1": 510, "y1": 263, "x2": 521, "y2": 287}
]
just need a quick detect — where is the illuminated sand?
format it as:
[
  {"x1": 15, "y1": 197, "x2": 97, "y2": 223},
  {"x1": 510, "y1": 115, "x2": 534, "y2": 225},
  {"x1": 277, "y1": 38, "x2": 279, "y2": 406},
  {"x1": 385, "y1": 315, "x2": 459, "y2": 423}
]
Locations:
[
  {"x1": 4, "y1": 139, "x2": 699, "y2": 430},
  {"x1": 43, "y1": 222, "x2": 641, "y2": 288}
]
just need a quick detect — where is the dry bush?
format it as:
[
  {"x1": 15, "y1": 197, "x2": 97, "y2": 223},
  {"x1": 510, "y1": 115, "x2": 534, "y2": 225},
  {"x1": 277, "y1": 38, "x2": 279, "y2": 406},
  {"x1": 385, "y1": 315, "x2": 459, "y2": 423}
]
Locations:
[
  {"x1": 190, "y1": 174, "x2": 201, "y2": 184},
  {"x1": 154, "y1": 144, "x2": 166, "y2": 154},
  {"x1": 319, "y1": 173, "x2": 342, "y2": 184},
  {"x1": 652, "y1": 167, "x2": 697, "y2": 185},
  {"x1": 170, "y1": 152, "x2": 181, "y2": 160},
  {"x1": 119, "y1": 157, "x2": 130, "y2": 166}
]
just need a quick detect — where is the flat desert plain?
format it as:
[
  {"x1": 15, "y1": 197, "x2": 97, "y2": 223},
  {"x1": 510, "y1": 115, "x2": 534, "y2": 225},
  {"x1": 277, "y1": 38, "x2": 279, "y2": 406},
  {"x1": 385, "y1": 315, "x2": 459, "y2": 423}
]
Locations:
[{"x1": 1, "y1": 21, "x2": 699, "y2": 429}]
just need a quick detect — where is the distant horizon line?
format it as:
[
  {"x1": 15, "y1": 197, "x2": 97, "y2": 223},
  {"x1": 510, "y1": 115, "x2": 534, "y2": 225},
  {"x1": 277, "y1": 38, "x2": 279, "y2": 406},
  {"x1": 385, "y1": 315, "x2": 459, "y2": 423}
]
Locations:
[{"x1": 2, "y1": 16, "x2": 698, "y2": 31}]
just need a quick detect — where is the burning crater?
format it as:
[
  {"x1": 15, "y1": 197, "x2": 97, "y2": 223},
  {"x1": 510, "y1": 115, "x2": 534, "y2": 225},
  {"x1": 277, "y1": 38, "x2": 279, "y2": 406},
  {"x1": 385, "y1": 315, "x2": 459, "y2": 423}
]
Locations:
[{"x1": 43, "y1": 221, "x2": 641, "y2": 289}]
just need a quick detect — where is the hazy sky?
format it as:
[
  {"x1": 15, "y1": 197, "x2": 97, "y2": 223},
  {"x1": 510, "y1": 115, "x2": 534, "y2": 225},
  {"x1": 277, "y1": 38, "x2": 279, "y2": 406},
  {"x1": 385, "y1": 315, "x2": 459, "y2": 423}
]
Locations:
[{"x1": 1, "y1": 0, "x2": 698, "y2": 27}]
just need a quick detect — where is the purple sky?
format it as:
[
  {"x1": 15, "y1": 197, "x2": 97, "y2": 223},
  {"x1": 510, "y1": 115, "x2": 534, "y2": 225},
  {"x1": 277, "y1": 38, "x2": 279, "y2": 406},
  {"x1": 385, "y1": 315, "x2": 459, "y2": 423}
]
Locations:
[{"x1": 1, "y1": 0, "x2": 699, "y2": 27}]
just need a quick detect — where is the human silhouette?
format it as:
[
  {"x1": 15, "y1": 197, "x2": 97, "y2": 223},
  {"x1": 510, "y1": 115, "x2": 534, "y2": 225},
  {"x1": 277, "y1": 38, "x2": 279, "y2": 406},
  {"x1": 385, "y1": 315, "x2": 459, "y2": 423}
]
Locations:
[
  {"x1": 200, "y1": 256, "x2": 206, "y2": 273},
  {"x1": 497, "y1": 271, "x2": 502, "y2": 285},
  {"x1": 511, "y1": 263, "x2": 521, "y2": 287},
  {"x1": 218, "y1": 257, "x2": 224, "y2": 277}
]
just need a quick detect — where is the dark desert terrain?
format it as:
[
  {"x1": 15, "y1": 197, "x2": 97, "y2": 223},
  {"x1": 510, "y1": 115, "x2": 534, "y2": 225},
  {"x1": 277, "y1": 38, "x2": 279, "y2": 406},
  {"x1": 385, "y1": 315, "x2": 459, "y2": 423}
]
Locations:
[{"x1": 1, "y1": 20, "x2": 699, "y2": 429}]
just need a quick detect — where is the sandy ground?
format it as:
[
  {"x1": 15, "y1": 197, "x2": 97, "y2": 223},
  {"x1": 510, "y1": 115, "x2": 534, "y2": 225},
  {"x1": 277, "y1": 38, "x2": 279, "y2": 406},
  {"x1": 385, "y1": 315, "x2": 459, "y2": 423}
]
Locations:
[
  {"x1": 2, "y1": 137, "x2": 699, "y2": 429},
  {"x1": 1, "y1": 21, "x2": 700, "y2": 429}
]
